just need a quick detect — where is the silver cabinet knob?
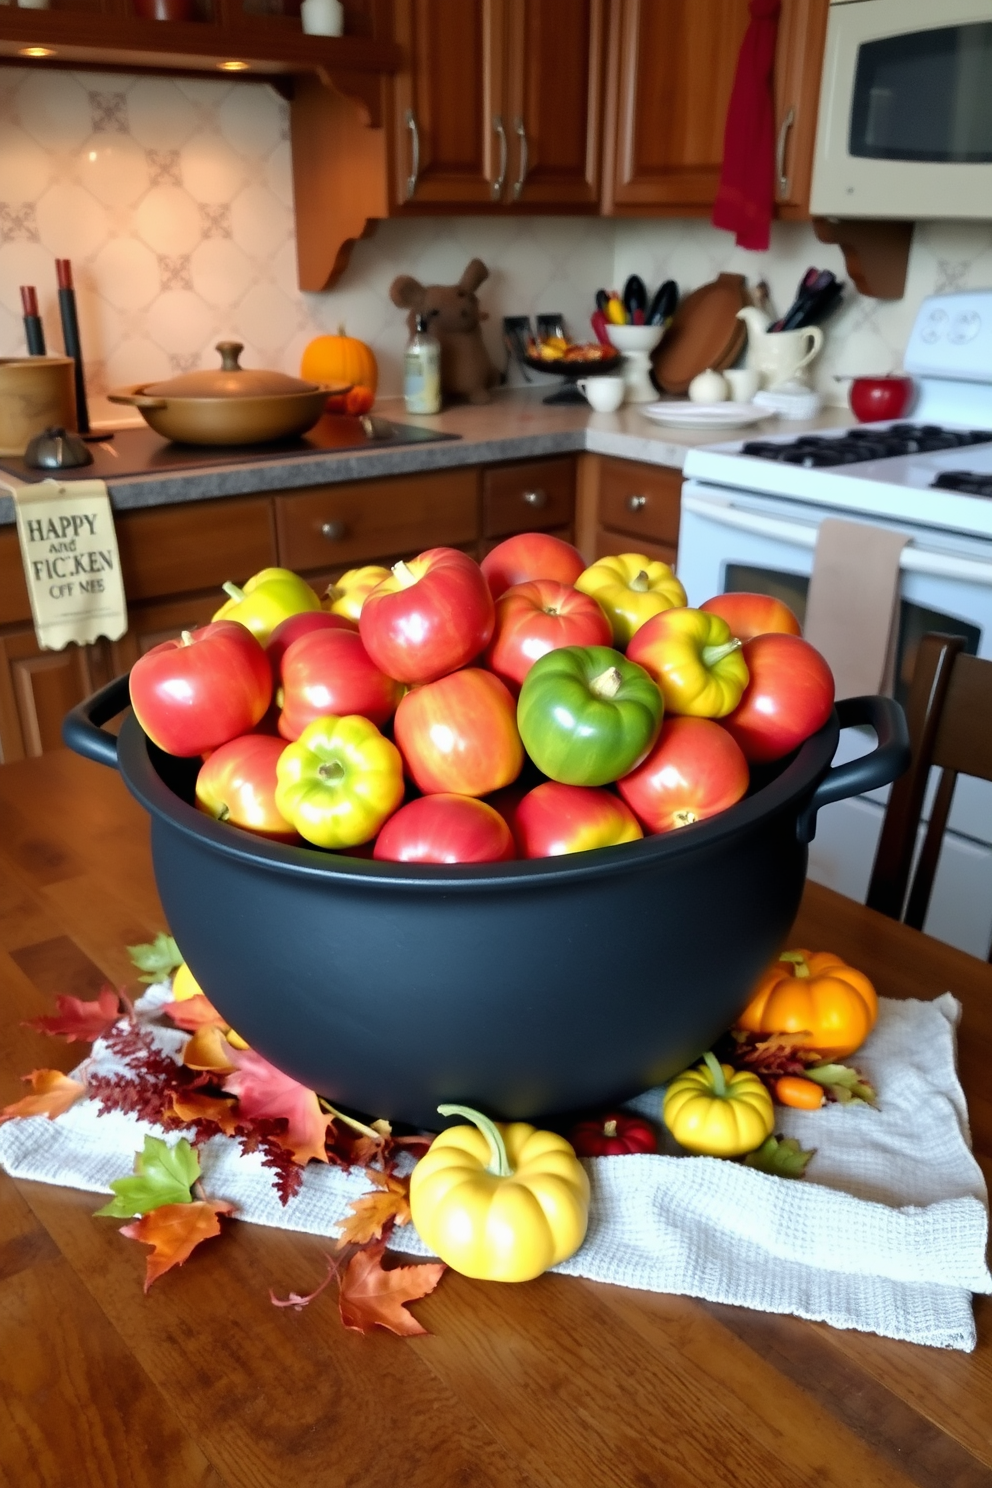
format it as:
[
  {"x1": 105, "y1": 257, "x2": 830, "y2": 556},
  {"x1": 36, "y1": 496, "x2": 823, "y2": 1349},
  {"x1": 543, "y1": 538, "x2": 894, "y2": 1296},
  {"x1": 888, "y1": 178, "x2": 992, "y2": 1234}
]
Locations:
[
  {"x1": 523, "y1": 489, "x2": 547, "y2": 508},
  {"x1": 626, "y1": 494, "x2": 647, "y2": 512},
  {"x1": 321, "y1": 519, "x2": 347, "y2": 541}
]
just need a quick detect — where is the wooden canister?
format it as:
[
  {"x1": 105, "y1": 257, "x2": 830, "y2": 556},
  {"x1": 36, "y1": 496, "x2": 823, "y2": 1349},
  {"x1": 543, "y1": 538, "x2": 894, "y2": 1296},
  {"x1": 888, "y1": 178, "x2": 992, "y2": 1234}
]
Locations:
[{"x1": 0, "y1": 357, "x2": 77, "y2": 456}]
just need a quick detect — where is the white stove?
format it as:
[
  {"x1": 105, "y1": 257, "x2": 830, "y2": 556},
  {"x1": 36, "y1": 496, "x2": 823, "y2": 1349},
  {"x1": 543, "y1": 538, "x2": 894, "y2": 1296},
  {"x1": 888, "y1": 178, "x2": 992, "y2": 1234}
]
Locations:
[{"x1": 677, "y1": 290, "x2": 992, "y2": 959}]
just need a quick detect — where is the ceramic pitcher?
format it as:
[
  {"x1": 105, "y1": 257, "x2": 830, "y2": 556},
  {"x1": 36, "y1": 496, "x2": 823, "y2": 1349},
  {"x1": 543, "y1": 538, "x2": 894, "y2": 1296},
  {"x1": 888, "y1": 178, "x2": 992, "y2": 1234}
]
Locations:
[{"x1": 736, "y1": 307, "x2": 825, "y2": 388}]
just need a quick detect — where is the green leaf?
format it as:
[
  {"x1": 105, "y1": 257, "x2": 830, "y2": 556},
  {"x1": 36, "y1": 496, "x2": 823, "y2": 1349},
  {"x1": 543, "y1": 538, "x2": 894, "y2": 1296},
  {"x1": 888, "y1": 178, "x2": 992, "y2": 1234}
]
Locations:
[
  {"x1": 743, "y1": 1135, "x2": 814, "y2": 1180},
  {"x1": 806, "y1": 1063, "x2": 878, "y2": 1107},
  {"x1": 127, "y1": 932, "x2": 182, "y2": 984},
  {"x1": 95, "y1": 1135, "x2": 200, "y2": 1218}
]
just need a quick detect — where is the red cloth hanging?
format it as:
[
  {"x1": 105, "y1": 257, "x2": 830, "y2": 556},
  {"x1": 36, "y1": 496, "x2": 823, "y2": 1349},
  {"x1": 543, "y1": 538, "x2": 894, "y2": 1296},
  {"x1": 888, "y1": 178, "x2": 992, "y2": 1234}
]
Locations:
[{"x1": 712, "y1": 0, "x2": 782, "y2": 252}]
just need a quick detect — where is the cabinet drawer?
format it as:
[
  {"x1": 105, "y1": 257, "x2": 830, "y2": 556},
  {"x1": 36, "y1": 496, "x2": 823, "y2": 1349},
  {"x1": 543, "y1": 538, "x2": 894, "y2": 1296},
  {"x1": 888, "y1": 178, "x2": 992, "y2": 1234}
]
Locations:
[
  {"x1": 115, "y1": 498, "x2": 277, "y2": 603},
  {"x1": 0, "y1": 527, "x2": 31, "y2": 625},
  {"x1": 596, "y1": 527, "x2": 677, "y2": 570},
  {"x1": 276, "y1": 470, "x2": 479, "y2": 573},
  {"x1": 482, "y1": 458, "x2": 576, "y2": 539},
  {"x1": 598, "y1": 459, "x2": 682, "y2": 547}
]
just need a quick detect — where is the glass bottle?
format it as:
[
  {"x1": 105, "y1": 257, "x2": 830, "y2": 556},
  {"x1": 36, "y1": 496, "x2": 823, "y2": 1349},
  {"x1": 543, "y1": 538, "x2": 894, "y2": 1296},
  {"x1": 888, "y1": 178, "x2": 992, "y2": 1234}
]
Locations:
[{"x1": 403, "y1": 314, "x2": 442, "y2": 415}]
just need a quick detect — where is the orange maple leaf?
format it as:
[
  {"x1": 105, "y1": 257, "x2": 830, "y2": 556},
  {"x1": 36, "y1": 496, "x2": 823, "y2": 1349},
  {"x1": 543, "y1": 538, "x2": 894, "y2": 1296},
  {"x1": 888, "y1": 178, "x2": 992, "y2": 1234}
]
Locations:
[
  {"x1": 161, "y1": 995, "x2": 228, "y2": 1033},
  {"x1": 0, "y1": 1069, "x2": 86, "y2": 1124},
  {"x1": 337, "y1": 1240, "x2": 445, "y2": 1336},
  {"x1": 168, "y1": 1090, "x2": 240, "y2": 1136},
  {"x1": 24, "y1": 987, "x2": 121, "y2": 1043},
  {"x1": 182, "y1": 1025, "x2": 237, "y2": 1074},
  {"x1": 221, "y1": 1048, "x2": 332, "y2": 1165},
  {"x1": 336, "y1": 1170, "x2": 411, "y2": 1246},
  {"x1": 120, "y1": 1199, "x2": 235, "y2": 1292}
]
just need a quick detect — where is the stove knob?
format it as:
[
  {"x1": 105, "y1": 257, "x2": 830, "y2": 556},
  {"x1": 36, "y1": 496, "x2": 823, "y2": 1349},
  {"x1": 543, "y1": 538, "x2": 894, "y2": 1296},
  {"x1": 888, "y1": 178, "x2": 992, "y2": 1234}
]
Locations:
[
  {"x1": 950, "y1": 312, "x2": 981, "y2": 345},
  {"x1": 921, "y1": 307, "x2": 948, "y2": 344}
]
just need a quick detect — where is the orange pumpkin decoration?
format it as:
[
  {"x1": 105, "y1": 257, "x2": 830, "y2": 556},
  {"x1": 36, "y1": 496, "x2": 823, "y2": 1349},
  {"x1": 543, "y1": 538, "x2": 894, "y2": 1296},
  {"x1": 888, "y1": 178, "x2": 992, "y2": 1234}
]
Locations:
[
  {"x1": 301, "y1": 325, "x2": 378, "y2": 400},
  {"x1": 737, "y1": 949, "x2": 878, "y2": 1059}
]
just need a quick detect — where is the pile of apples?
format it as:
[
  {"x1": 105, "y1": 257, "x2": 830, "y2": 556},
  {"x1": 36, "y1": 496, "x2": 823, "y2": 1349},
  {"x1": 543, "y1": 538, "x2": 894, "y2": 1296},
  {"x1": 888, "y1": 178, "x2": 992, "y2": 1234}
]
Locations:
[{"x1": 128, "y1": 532, "x2": 834, "y2": 866}]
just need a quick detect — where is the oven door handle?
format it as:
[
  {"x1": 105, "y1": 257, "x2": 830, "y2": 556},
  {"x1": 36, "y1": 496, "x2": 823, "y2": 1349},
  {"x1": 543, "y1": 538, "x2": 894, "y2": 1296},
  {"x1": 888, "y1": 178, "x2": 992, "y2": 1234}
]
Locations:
[{"x1": 681, "y1": 493, "x2": 992, "y2": 586}]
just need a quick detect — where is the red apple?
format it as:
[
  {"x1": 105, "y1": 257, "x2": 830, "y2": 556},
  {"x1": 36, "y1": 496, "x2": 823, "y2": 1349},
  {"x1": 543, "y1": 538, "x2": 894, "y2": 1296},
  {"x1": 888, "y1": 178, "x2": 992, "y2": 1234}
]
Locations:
[
  {"x1": 359, "y1": 547, "x2": 495, "y2": 685},
  {"x1": 373, "y1": 794, "x2": 515, "y2": 864},
  {"x1": 195, "y1": 734, "x2": 297, "y2": 842},
  {"x1": 513, "y1": 781, "x2": 642, "y2": 858},
  {"x1": 394, "y1": 667, "x2": 523, "y2": 797},
  {"x1": 699, "y1": 591, "x2": 802, "y2": 643},
  {"x1": 484, "y1": 579, "x2": 612, "y2": 691},
  {"x1": 129, "y1": 620, "x2": 272, "y2": 758},
  {"x1": 277, "y1": 628, "x2": 403, "y2": 739},
  {"x1": 721, "y1": 633, "x2": 835, "y2": 763},
  {"x1": 481, "y1": 531, "x2": 586, "y2": 600},
  {"x1": 266, "y1": 610, "x2": 356, "y2": 682},
  {"x1": 849, "y1": 376, "x2": 915, "y2": 423},
  {"x1": 617, "y1": 717, "x2": 750, "y2": 833}
]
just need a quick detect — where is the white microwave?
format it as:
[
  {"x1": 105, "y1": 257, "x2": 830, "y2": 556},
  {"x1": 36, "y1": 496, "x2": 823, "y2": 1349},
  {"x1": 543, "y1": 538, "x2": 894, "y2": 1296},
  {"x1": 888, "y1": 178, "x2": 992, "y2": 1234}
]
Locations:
[{"x1": 810, "y1": 0, "x2": 992, "y2": 219}]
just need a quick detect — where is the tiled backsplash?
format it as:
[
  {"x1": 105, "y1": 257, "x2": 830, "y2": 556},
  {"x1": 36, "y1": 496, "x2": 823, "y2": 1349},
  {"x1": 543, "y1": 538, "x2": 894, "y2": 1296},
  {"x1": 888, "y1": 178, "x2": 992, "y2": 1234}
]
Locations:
[{"x1": 2, "y1": 67, "x2": 991, "y2": 416}]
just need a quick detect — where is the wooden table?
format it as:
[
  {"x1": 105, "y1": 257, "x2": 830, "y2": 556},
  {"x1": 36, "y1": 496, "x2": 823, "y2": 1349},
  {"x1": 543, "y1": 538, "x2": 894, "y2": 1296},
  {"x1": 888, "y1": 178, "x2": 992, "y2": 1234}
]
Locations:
[{"x1": 1, "y1": 750, "x2": 990, "y2": 1488}]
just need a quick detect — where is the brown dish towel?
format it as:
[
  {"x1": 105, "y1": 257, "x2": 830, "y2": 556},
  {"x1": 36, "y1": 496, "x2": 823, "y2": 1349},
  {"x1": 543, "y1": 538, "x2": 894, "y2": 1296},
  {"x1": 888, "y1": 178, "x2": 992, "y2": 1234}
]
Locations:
[{"x1": 804, "y1": 518, "x2": 908, "y2": 699}]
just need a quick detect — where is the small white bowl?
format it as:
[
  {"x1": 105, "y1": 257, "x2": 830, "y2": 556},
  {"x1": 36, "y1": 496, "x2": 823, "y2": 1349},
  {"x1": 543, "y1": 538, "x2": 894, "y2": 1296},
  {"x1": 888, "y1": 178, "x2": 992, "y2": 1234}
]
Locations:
[{"x1": 605, "y1": 324, "x2": 664, "y2": 354}]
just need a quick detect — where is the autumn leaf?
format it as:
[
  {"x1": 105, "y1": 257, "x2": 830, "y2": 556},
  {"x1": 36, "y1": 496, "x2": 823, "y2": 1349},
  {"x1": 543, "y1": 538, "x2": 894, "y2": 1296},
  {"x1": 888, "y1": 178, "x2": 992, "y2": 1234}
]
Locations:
[
  {"x1": 222, "y1": 1047, "x2": 332, "y2": 1165},
  {"x1": 336, "y1": 1170, "x2": 411, "y2": 1246},
  {"x1": 0, "y1": 1069, "x2": 86, "y2": 1124},
  {"x1": 183, "y1": 1025, "x2": 237, "y2": 1074},
  {"x1": 127, "y1": 933, "x2": 183, "y2": 984},
  {"x1": 24, "y1": 987, "x2": 121, "y2": 1043},
  {"x1": 743, "y1": 1135, "x2": 815, "y2": 1180},
  {"x1": 806, "y1": 1062, "x2": 878, "y2": 1107},
  {"x1": 168, "y1": 1090, "x2": 240, "y2": 1136},
  {"x1": 121, "y1": 1200, "x2": 235, "y2": 1291},
  {"x1": 162, "y1": 994, "x2": 228, "y2": 1033},
  {"x1": 337, "y1": 1241, "x2": 445, "y2": 1336},
  {"x1": 270, "y1": 1253, "x2": 338, "y2": 1310},
  {"x1": 95, "y1": 1134, "x2": 201, "y2": 1218}
]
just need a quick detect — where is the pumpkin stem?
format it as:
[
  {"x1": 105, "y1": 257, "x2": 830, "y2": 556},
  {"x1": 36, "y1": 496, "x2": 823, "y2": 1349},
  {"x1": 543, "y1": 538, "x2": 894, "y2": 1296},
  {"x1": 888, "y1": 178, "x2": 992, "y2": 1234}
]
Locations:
[
  {"x1": 318, "y1": 1096, "x2": 382, "y2": 1143},
  {"x1": 701, "y1": 638, "x2": 742, "y2": 668},
  {"x1": 589, "y1": 666, "x2": 623, "y2": 700},
  {"x1": 780, "y1": 950, "x2": 810, "y2": 979},
  {"x1": 179, "y1": 630, "x2": 195, "y2": 647},
  {"x1": 391, "y1": 559, "x2": 418, "y2": 591},
  {"x1": 629, "y1": 569, "x2": 651, "y2": 594},
  {"x1": 221, "y1": 581, "x2": 244, "y2": 604},
  {"x1": 337, "y1": 323, "x2": 347, "y2": 337},
  {"x1": 701, "y1": 1051, "x2": 728, "y2": 1098},
  {"x1": 437, "y1": 1103, "x2": 511, "y2": 1178},
  {"x1": 603, "y1": 1119, "x2": 617, "y2": 1138}
]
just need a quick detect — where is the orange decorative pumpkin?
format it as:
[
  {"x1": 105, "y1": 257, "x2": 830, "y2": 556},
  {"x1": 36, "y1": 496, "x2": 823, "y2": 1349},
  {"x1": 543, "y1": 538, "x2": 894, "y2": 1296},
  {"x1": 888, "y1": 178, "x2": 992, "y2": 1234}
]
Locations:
[
  {"x1": 736, "y1": 949, "x2": 878, "y2": 1059},
  {"x1": 301, "y1": 325, "x2": 378, "y2": 403}
]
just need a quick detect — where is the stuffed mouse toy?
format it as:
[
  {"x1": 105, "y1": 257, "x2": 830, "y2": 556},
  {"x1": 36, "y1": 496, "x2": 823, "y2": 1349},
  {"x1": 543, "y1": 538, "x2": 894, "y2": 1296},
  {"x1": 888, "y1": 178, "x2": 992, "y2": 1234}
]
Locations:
[{"x1": 389, "y1": 258, "x2": 500, "y2": 405}]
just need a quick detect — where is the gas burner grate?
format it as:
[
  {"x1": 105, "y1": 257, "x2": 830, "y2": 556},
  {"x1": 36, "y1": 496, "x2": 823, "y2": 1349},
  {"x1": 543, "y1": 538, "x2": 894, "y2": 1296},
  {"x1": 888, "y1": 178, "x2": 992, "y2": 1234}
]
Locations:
[
  {"x1": 932, "y1": 471, "x2": 992, "y2": 498},
  {"x1": 741, "y1": 423, "x2": 992, "y2": 468}
]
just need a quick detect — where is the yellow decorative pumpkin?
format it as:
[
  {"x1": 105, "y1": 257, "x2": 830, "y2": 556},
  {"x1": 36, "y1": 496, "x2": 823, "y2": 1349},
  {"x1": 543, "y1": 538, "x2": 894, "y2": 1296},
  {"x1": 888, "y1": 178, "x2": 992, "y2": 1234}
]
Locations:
[{"x1": 301, "y1": 325, "x2": 378, "y2": 397}]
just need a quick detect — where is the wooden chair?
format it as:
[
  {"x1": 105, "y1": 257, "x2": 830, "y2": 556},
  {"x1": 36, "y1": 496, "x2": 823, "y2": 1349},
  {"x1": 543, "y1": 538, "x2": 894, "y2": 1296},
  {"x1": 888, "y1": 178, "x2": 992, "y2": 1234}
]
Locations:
[{"x1": 867, "y1": 632, "x2": 992, "y2": 957}]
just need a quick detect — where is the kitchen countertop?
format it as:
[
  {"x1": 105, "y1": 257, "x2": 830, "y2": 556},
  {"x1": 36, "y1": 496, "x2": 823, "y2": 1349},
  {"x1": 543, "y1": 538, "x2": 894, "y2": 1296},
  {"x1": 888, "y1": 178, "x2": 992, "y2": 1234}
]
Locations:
[
  {"x1": 0, "y1": 389, "x2": 854, "y2": 526},
  {"x1": 0, "y1": 747, "x2": 989, "y2": 1487}
]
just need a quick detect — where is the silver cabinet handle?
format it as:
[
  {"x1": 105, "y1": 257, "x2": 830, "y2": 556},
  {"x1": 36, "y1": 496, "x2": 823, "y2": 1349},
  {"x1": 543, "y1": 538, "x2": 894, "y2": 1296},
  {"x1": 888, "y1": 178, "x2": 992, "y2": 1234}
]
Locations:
[
  {"x1": 513, "y1": 117, "x2": 529, "y2": 201},
  {"x1": 405, "y1": 108, "x2": 420, "y2": 201},
  {"x1": 626, "y1": 494, "x2": 647, "y2": 512},
  {"x1": 321, "y1": 519, "x2": 347, "y2": 541},
  {"x1": 492, "y1": 115, "x2": 507, "y2": 200},
  {"x1": 522, "y1": 488, "x2": 547, "y2": 508},
  {"x1": 776, "y1": 106, "x2": 795, "y2": 197}
]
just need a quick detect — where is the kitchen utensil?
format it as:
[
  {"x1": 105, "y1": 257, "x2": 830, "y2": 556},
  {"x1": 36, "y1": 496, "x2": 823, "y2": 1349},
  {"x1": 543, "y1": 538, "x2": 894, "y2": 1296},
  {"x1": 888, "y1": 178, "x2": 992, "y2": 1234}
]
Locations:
[
  {"x1": 19, "y1": 286, "x2": 45, "y2": 356},
  {"x1": 850, "y1": 376, "x2": 915, "y2": 423},
  {"x1": 0, "y1": 356, "x2": 76, "y2": 456},
  {"x1": 646, "y1": 280, "x2": 679, "y2": 327},
  {"x1": 651, "y1": 274, "x2": 749, "y2": 395},
  {"x1": 300, "y1": 0, "x2": 343, "y2": 33},
  {"x1": 64, "y1": 676, "x2": 907, "y2": 1127},
  {"x1": 577, "y1": 376, "x2": 625, "y2": 413},
  {"x1": 725, "y1": 367, "x2": 761, "y2": 402},
  {"x1": 55, "y1": 259, "x2": 90, "y2": 436},
  {"x1": 24, "y1": 425, "x2": 93, "y2": 470},
  {"x1": 606, "y1": 323, "x2": 664, "y2": 403},
  {"x1": 771, "y1": 268, "x2": 843, "y2": 332},
  {"x1": 639, "y1": 402, "x2": 772, "y2": 430},
  {"x1": 590, "y1": 310, "x2": 610, "y2": 345},
  {"x1": 688, "y1": 368, "x2": 729, "y2": 403},
  {"x1": 108, "y1": 341, "x2": 344, "y2": 446},
  {"x1": 622, "y1": 275, "x2": 648, "y2": 321}
]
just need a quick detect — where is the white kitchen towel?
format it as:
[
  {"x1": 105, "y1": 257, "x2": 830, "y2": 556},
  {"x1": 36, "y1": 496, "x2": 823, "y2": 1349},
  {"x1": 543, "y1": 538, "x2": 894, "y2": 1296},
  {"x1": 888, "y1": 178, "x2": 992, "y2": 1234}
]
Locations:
[{"x1": 1, "y1": 992, "x2": 989, "y2": 1350}]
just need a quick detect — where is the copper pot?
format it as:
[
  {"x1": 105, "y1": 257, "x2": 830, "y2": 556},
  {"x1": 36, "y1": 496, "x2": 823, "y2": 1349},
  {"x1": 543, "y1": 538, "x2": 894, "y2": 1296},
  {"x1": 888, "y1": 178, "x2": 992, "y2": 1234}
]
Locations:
[
  {"x1": 0, "y1": 356, "x2": 77, "y2": 456},
  {"x1": 108, "y1": 342, "x2": 348, "y2": 446}
]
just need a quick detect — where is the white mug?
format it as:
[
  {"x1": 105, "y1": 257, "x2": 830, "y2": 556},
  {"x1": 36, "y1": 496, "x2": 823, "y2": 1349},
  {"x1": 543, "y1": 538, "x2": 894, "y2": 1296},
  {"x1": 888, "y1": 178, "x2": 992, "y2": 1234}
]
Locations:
[
  {"x1": 301, "y1": 0, "x2": 343, "y2": 35},
  {"x1": 724, "y1": 367, "x2": 761, "y2": 403},
  {"x1": 577, "y1": 376, "x2": 625, "y2": 413},
  {"x1": 759, "y1": 327, "x2": 824, "y2": 389}
]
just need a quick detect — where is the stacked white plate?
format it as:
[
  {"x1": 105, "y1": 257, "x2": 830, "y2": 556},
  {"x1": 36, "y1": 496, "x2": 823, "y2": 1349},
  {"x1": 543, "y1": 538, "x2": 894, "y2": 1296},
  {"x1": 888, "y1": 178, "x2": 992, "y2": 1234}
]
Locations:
[{"x1": 638, "y1": 402, "x2": 774, "y2": 430}]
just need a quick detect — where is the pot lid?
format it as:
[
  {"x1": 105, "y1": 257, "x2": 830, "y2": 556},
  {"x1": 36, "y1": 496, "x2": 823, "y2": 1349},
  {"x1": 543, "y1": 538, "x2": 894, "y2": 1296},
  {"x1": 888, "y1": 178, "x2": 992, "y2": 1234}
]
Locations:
[{"x1": 143, "y1": 342, "x2": 318, "y2": 399}]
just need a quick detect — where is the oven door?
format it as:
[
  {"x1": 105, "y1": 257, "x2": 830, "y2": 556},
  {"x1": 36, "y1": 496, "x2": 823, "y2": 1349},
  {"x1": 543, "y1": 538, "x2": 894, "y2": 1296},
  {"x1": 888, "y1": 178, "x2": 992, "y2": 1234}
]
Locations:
[
  {"x1": 678, "y1": 482, "x2": 992, "y2": 956},
  {"x1": 811, "y1": 0, "x2": 992, "y2": 219}
]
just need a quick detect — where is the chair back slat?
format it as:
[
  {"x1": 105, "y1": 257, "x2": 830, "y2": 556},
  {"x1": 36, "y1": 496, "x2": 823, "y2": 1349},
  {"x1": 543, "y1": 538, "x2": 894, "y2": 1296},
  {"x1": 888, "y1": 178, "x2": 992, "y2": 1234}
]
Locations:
[
  {"x1": 904, "y1": 768, "x2": 958, "y2": 931},
  {"x1": 931, "y1": 653, "x2": 992, "y2": 779}
]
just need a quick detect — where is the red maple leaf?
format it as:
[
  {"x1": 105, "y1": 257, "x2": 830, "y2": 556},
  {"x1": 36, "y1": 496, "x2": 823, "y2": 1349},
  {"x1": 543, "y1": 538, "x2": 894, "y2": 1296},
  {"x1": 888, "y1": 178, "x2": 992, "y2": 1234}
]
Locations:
[
  {"x1": 161, "y1": 995, "x2": 228, "y2": 1033},
  {"x1": 0, "y1": 1069, "x2": 86, "y2": 1124},
  {"x1": 222, "y1": 1048, "x2": 332, "y2": 1166},
  {"x1": 24, "y1": 987, "x2": 121, "y2": 1043},
  {"x1": 120, "y1": 1199, "x2": 235, "y2": 1291},
  {"x1": 337, "y1": 1241, "x2": 445, "y2": 1336}
]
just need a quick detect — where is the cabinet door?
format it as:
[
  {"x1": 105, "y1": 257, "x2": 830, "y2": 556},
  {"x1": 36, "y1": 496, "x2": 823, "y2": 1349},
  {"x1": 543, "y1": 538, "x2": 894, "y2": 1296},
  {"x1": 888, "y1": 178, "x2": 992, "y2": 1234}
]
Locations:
[
  {"x1": 504, "y1": 0, "x2": 604, "y2": 209},
  {"x1": 393, "y1": 0, "x2": 507, "y2": 207},
  {"x1": 772, "y1": 0, "x2": 829, "y2": 215},
  {"x1": 604, "y1": 0, "x2": 750, "y2": 211},
  {"x1": 0, "y1": 628, "x2": 110, "y2": 763},
  {"x1": 109, "y1": 592, "x2": 229, "y2": 676}
]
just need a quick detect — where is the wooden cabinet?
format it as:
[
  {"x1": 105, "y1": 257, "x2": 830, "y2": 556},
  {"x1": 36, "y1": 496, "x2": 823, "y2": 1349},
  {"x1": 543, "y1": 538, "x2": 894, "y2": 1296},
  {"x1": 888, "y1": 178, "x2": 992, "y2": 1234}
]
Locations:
[
  {"x1": 773, "y1": 0, "x2": 830, "y2": 217},
  {"x1": 0, "y1": 628, "x2": 110, "y2": 764},
  {"x1": 591, "y1": 457, "x2": 682, "y2": 568},
  {"x1": 482, "y1": 456, "x2": 575, "y2": 539}
]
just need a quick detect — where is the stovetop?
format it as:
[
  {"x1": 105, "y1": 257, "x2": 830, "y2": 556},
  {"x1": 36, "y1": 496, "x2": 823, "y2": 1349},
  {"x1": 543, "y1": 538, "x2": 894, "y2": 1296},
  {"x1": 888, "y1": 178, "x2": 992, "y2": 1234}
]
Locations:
[
  {"x1": 0, "y1": 415, "x2": 460, "y2": 484},
  {"x1": 740, "y1": 423, "x2": 992, "y2": 469},
  {"x1": 933, "y1": 470, "x2": 992, "y2": 497}
]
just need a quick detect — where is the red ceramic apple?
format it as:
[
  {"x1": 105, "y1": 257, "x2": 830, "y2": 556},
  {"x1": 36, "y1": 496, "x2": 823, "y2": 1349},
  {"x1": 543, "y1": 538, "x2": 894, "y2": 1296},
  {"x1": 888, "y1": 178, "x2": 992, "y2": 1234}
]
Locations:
[
  {"x1": 721, "y1": 633, "x2": 835, "y2": 763},
  {"x1": 195, "y1": 734, "x2": 298, "y2": 842},
  {"x1": 129, "y1": 620, "x2": 272, "y2": 758},
  {"x1": 278, "y1": 628, "x2": 403, "y2": 739},
  {"x1": 394, "y1": 667, "x2": 523, "y2": 797},
  {"x1": 359, "y1": 547, "x2": 495, "y2": 684},
  {"x1": 699, "y1": 591, "x2": 802, "y2": 642},
  {"x1": 513, "y1": 781, "x2": 642, "y2": 858},
  {"x1": 849, "y1": 376, "x2": 914, "y2": 424},
  {"x1": 484, "y1": 579, "x2": 612, "y2": 690},
  {"x1": 373, "y1": 794, "x2": 515, "y2": 864},
  {"x1": 266, "y1": 610, "x2": 356, "y2": 683},
  {"x1": 617, "y1": 717, "x2": 750, "y2": 833},
  {"x1": 480, "y1": 531, "x2": 586, "y2": 600}
]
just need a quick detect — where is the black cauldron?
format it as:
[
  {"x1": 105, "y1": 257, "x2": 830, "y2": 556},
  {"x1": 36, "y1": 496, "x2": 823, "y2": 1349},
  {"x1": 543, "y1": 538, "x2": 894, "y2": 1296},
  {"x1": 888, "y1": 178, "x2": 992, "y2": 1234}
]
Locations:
[{"x1": 65, "y1": 678, "x2": 907, "y2": 1128}]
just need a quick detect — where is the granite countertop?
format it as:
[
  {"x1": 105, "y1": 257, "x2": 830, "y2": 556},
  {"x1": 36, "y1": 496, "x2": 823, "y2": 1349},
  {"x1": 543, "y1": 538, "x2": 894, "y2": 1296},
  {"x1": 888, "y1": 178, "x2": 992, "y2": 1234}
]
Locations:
[{"x1": 0, "y1": 389, "x2": 854, "y2": 526}]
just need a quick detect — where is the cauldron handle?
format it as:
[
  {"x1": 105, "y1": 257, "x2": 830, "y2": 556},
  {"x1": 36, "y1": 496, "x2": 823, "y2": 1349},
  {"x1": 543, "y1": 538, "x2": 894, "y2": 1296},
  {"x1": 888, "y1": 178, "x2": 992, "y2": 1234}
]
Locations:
[
  {"x1": 62, "y1": 672, "x2": 130, "y2": 770},
  {"x1": 796, "y1": 695, "x2": 909, "y2": 844}
]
